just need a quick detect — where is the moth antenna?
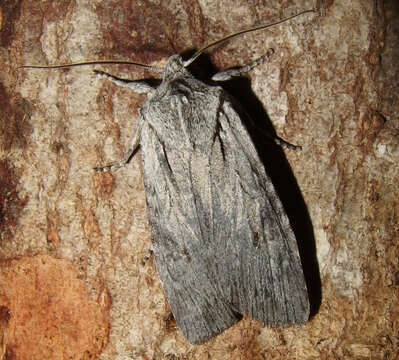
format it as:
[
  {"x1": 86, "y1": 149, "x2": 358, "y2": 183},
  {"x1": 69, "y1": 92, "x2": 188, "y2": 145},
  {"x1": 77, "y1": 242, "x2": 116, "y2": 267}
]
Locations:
[
  {"x1": 17, "y1": 59, "x2": 164, "y2": 72},
  {"x1": 183, "y1": 8, "x2": 316, "y2": 67}
]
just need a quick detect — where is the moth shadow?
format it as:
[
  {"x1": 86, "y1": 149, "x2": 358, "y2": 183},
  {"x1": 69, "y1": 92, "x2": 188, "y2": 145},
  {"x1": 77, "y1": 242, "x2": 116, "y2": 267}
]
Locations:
[{"x1": 191, "y1": 54, "x2": 322, "y2": 318}]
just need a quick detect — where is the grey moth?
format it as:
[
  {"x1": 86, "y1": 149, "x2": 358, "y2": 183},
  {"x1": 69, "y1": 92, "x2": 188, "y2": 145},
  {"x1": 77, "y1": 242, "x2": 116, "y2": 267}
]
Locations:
[
  {"x1": 21, "y1": 9, "x2": 313, "y2": 344},
  {"x1": 94, "y1": 50, "x2": 309, "y2": 344}
]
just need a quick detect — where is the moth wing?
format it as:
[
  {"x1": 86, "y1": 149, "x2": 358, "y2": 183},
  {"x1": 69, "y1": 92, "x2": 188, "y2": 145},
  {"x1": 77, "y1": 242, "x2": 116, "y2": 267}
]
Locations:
[
  {"x1": 216, "y1": 99, "x2": 309, "y2": 325},
  {"x1": 140, "y1": 117, "x2": 241, "y2": 344},
  {"x1": 140, "y1": 91, "x2": 308, "y2": 344}
]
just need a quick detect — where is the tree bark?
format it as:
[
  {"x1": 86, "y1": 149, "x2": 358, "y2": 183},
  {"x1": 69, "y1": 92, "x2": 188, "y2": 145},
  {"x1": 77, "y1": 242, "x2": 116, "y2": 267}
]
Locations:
[{"x1": 0, "y1": 0, "x2": 398, "y2": 358}]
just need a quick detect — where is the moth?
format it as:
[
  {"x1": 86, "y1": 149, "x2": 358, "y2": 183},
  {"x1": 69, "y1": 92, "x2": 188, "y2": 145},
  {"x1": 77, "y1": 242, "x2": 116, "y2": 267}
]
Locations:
[{"x1": 20, "y1": 9, "x2": 314, "y2": 344}]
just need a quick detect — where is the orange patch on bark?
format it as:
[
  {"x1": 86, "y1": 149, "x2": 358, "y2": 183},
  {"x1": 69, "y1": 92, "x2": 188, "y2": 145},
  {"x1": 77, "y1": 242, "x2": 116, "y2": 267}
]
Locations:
[{"x1": 0, "y1": 255, "x2": 109, "y2": 360}]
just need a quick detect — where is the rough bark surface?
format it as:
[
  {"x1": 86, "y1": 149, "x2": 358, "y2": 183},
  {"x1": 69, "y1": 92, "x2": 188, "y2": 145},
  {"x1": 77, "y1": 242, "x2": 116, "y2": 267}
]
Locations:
[{"x1": 0, "y1": 0, "x2": 398, "y2": 359}]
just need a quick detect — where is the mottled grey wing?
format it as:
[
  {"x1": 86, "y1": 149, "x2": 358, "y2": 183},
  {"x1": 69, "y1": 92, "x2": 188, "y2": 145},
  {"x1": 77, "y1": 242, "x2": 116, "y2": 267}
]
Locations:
[
  {"x1": 217, "y1": 100, "x2": 309, "y2": 325},
  {"x1": 139, "y1": 90, "x2": 308, "y2": 344}
]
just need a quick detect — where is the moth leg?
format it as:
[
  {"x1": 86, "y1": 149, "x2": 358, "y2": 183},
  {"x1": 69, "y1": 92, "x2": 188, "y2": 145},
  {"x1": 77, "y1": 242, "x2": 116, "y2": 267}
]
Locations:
[
  {"x1": 255, "y1": 125, "x2": 301, "y2": 151},
  {"x1": 211, "y1": 48, "x2": 274, "y2": 81},
  {"x1": 211, "y1": 49, "x2": 299, "y2": 150},
  {"x1": 272, "y1": 135, "x2": 301, "y2": 151},
  {"x1": 94, "y1": 116, "x2": 144, "y2": 172},
  {"x1": 94, "y1": 70, "x2": 154, "y2": 94},
  {"x1": 141, "y1": 248, "x2": 154, "y2": 266}
]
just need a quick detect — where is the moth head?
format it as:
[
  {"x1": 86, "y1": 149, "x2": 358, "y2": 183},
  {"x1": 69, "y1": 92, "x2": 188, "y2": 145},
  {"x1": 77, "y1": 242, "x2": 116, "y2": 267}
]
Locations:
[{"x1": 163, "y1": 55, "x2": 189, "y2": 80}]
